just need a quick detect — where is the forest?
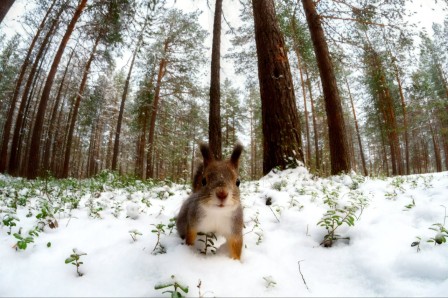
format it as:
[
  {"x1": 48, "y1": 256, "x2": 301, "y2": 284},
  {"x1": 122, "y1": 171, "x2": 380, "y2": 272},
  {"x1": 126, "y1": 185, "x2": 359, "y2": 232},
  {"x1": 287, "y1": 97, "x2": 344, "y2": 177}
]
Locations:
[{"x1": 0, "y1": 0, "x2": 448, "y2": 182}]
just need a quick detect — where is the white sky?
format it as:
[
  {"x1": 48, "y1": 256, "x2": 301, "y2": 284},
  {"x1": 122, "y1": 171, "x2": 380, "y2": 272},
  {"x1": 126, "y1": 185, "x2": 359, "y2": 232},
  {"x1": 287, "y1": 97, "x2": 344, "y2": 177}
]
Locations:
[{"x1": 1, "y1": 0, "x2": 446, "y2": 87}]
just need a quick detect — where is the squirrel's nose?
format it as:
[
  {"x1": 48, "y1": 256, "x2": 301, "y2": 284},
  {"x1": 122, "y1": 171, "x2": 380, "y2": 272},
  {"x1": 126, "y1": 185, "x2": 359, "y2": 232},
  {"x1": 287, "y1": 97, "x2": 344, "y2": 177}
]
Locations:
[{"x1": 216, "y1": 190, "x2": 228, "y2": 201}]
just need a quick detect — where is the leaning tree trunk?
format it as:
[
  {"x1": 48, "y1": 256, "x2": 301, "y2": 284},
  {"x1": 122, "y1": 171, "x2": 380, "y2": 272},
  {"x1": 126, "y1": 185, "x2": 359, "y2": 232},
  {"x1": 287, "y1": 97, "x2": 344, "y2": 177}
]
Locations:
[
  {"x1": 301, "y1": 0, "x2": 351, "y2": 175},
  {"x1": 0, "y1": 0, "x2": 15, "y2": 24},
  {"x1": 42, "y1": 46, "x2": 76, "y2": 173},
  {"x1": 112, "y1": 40, "x2": 140, "y2": 171},
  {"x1": 345, "y1": 78, "x2": 368, "y2": 176},
  {"x1": 209, "y1": 0, "x2": 223, "y2": 160},
  {"x1": 252, "y1": 0, "x2": 304, "y2": 175},
  {"x1": 147, "y1": 44, "x2": 168, "y2": 179},
  {"x1": 9, "y1": 16, "x2": 59, "y2": 176},
  {"x1": 27, "y1": 0, "x2": 87, "y2": 179},
  {"x1": 61, "y1": 36, "x2": 99, "y2": 178},
  {"x1": 0, "y1": 0, "x2": 57, "y2": 173}
]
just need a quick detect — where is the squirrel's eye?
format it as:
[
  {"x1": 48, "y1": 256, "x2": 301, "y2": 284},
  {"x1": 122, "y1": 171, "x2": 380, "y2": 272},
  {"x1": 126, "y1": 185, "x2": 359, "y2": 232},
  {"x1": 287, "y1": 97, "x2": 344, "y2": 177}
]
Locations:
[
  {"x1": 236, "y1": 178, "x2": 240, "y2": 187},
  {"x1": 201, "y1": 177, "x2": 207, "y2": 186}
]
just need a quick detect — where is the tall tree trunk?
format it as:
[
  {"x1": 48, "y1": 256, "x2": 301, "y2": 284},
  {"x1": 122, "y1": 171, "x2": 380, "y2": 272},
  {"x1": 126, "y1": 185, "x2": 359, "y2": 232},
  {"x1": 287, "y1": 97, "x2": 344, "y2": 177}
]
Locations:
[
  {"x1": 0, "y1": 0, "x2": 57, "y2": 172},
  {"x1": 345, "y1": 78, "x2": 368, "y2": 176},
  {"x1": 301, "y1": 0, "x2": 351, "y2": 175},
  {"x1": 27, "y1": 0, "x2": 87, "y2": 179},
  {"x1": 112, "y1": 42, "x2": 140, "y2": 171},
  {"x1": 209, "y1": 0, "x2": 223, "y2": 160},
  {"x1": 392, "y1": 61, "x2": 410, "y2": 175},
  {"x1": 252, "y1": 0, "x2": 304, "y2": 175},
  {"x1": 429, "y1": 122, "x2": 442, "y2": 172},
  {"x1": 296, "y1": 51, "x2": 311, "y2": 166},
  {"x1": 61, "y1": 36, "x2": 99, "y2": 178},
  {"x1": 147, "y1": 44, "x2": 168, "y2": 178},
  {"x1": 42, "y1": 47, "x2": 76, "y2": 173},
  {"x1": 9, "y1": 18, "x2": 58, "y2": 175},
  {"x1": 0, "y1": 0, "x2": 15, "y2": 24},
  {"x1": 305, "y1": 69, "x2": 320, "y2": 172}
]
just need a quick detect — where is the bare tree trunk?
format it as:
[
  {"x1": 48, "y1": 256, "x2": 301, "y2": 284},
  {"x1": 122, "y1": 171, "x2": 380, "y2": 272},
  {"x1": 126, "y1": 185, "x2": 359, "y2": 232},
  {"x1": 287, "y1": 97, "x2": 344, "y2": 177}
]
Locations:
[
  {"x1": 393, "y1": 62, "x2": 410, "y2": 175},
  {"x1": 27, "y1": 0, "x2": 87, "y2": 179},
  {"x1": 112, "y1": 42, "x2": 140, "y2": 171},
  {"x1": 147, "y1": 44, "x2": 168, "y2": 178},
  {"x1": 429, "y1": 122, "x2": 442, "y2": 172},
  {"x1": 305, "y1": 69, "x2": 320, "y2": 172},
  {"x1": 209, "y1": 0, "x2": 223, "y2": 160},
  {"x1": 301, "y1": 0, "x2": 351, "y2": 175},
  {"x1": 42, "y1": 47, "x2": 76, "y2": 173},
  {"x1": 252, "y1": 0, "x2": 304, "y2": 175},
  {"x1": 345, "y1": 78, "x2": 368, "y2": 176},
  {"x1": 0, "y1": 0, "x2": 57, "y2": 172},
  {"x1": 0, "y1": 0, "x2": 15, "y2": 24},
  {"x1": 62, "y1": 36, "x2": 99, "y2": 178}
]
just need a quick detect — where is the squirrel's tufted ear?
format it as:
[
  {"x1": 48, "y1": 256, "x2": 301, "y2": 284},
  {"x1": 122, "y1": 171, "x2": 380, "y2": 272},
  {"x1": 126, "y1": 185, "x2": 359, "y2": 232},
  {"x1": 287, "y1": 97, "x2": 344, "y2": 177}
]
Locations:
[
  {"x1": 230, "y1": 142, "x2": 244, "y2": 169},
  {"x1": 199, "y1": 142, "x2": 213, "y2": 168}
]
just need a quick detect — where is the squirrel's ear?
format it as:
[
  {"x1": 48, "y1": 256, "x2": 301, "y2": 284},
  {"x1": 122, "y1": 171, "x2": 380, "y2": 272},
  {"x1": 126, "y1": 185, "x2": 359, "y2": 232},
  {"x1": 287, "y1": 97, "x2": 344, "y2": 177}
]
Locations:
[
  {"x1": 230, "y1": 142, "x2": 244, "y2": 169},
  {"x1": 199, "y1": 142, "x2": 213, "y2": 167}
]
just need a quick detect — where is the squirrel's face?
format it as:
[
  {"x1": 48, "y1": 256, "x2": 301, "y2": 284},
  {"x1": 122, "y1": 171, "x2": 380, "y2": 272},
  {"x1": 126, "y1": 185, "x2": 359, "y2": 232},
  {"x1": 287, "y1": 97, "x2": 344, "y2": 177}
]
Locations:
[{"x1": 201, "y1": 161, "x2": 241, "y2": 208}]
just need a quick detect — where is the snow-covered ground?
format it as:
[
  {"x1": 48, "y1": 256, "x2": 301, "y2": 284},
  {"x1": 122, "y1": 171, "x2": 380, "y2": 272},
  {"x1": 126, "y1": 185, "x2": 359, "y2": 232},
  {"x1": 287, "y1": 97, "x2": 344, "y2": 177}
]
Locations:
[{"x1": 1, "y1": 168, "x2": 447, "y2": 297}]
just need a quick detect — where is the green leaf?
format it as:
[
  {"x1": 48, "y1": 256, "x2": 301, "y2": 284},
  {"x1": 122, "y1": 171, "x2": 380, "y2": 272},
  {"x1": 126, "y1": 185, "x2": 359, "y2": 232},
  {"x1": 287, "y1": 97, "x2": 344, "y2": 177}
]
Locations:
[
  {"x1": 47, "y1": 242, "x2": 51, "y2": 248},
  {"x1": 65, "y1": 257, "x2": 75, "y2": 264}
]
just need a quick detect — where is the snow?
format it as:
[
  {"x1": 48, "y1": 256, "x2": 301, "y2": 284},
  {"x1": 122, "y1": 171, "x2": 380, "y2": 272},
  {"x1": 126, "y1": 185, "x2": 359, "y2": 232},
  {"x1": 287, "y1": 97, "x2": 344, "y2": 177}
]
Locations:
[{"x1": 1, "y1": 168, "x2": 448, "y2": 297}]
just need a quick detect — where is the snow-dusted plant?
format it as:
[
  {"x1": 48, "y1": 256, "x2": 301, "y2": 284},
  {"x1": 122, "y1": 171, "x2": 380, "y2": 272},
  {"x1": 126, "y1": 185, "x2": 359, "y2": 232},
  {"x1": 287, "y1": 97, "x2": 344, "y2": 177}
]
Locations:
[
  {"x1": 428, "y1": 206, "x2": 448, "y2": 245},
  {"x1": 126, "y1": 202, "x2": 140, "y2": 219},
  {"x1": 151, "y1": 223, "x2": 167, "y2": 255},
  {"x1": 65, "y1": 248, "x2": 87, "y2": 277},
  {"x1": 317, "y1": 188, "x2": 366, "y2": 247},
  {"x1": 263, "y1": 275, "x2": 277, "y2": 288},
  {"x1": 2, "y1": 213, "x2": 19, "y2": 235},
  {"x1": 129, "y1": 229, "x2": 142, "y2": 242},
  {"x1": 154, "y1": 275, "x2": 189, "y2": 298},
  {"x1": 13, "y1": 229, "x2": 36, "y2": 250}
]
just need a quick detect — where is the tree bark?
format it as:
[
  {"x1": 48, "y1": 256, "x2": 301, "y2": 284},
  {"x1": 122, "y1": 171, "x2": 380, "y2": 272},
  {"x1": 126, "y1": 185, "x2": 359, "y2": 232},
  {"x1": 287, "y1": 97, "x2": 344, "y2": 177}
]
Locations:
[
  {"x1": 147, "y1": 42, "x2": 168, "y2": 178},
  {"x1": 27, "y1": 0, "x2": 87, "y2": 179},
  {"x1": 345, "y1": 78, "x2": 368, "y2": 176},
  {"x1": 429, "y1": 122, "x2": 442, "y2": 172},
  {"x1": 0, "y1": 0, "x2": 57, "y2": 173},
  {"x1": 61, "y1": 36, "x2": 99, "y2": 178},
  {"x1": 301, "y1": 0, "x2": 351, "y2": 175},
  {"x1": 42, "y1": 47, "x2": 76, "y2": 173},
  {"x1": 392, "y1": 61, "x2": 410, "y2": 175},
  {"x1": 209, "y1": 0, "x2": 223, "y2": 160},
  {"x1": 112, "y1": 43, "x2": 139, "y2": 171},
  {"x1": 0, "y1": 0, "x2": 15, "y2": 24},
  {"x1": 252, "y1": 0, "x2": 304, "y2": 175}
]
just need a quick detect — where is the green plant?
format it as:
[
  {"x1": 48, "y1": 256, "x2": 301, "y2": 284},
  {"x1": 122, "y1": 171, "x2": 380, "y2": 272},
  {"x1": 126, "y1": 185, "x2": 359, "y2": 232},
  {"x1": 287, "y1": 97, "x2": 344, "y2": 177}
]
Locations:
[
  {"x1": 13, "y1": 231, "x2": 35, "y2": 250},
  {"x1": 411, "y1": 236, "x2": 421, "y2": 252},
  {"x1": 317, "y1": 189, "x2": 366, "y2": 247},
  {"x1": 198, "y1": 232, "x2": 217, "y2": 255},
  {"x1": 2, "y1": 213, "x2": 19, "y2": 235},
  {"x1": 403, "y1": 197, "x2": 416, "y2": 211},
  {"x1": 65, "y1": 248, "x2": 87, "y2": 277},
  {"x1": 154, "y1": 275, "x2": 189, "y2": 298},
  {"x1": 129, "y1": 229, "x2": 142, "y2": 242},
  {"x1": 427, "y1": 206, "x2": 447, "y2": 245},
  {"x1": 151, "y1": 223, "x2": 167, "y2": 255}
]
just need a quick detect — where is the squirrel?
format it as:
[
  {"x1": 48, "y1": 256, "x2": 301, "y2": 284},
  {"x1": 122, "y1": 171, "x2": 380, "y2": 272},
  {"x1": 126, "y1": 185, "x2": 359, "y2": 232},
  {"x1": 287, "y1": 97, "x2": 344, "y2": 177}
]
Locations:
[{"x1": 176, "y1": 142, "x2": 244, "y2": 260}]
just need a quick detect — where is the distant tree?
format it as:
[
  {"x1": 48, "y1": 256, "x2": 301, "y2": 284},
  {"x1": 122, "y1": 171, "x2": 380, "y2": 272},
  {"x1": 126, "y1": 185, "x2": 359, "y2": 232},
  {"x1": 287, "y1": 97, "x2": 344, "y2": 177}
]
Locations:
[{"x1": 252, "y1": 0, "x2": 304, "y2": 174}]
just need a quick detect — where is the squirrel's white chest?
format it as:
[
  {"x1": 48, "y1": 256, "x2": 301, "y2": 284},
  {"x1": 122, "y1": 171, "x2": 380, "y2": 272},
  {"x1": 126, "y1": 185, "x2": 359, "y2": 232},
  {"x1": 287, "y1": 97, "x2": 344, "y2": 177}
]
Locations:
[{"x1": 196, "y1": 205, "x2": 236, "y2": 236}]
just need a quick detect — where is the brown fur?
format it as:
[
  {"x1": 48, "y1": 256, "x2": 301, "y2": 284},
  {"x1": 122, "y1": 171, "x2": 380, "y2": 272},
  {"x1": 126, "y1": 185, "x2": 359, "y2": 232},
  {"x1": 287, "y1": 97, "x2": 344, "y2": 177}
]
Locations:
[{"x1": 177, "y1": 142, "x2": 244, "y2": 259}]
